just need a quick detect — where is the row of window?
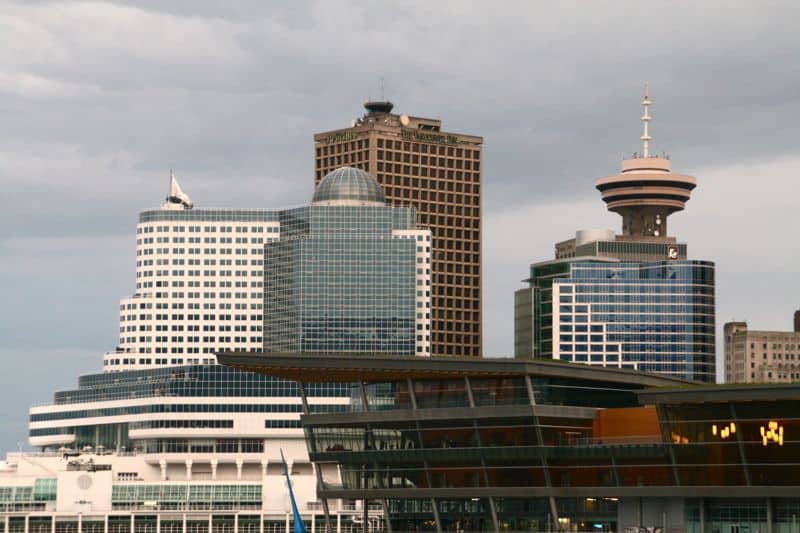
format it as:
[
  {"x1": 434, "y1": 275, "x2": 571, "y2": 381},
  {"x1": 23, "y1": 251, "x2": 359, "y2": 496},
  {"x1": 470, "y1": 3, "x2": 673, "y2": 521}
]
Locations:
[
  {"x1": 139, "y1": 248, "x2": 265, "y2": 256},
  {"x1": 137, "y1": 259, "x2": 265, "y2": 267},
  {"x1": 32, "y1": 402, "x2": 346, "y2": 422},
  {"x1": 139, "y1": 225, "x2": 278, "y2": 234},
  {"x1": 139, "y1": 236, "x2": 275, "y2": 244},
  {"x1": 130, "y1": 419, "x2": 234, "y2": 430},
  {"x1": 375, "y1": 138, "x2": 481, "y2": 158}
]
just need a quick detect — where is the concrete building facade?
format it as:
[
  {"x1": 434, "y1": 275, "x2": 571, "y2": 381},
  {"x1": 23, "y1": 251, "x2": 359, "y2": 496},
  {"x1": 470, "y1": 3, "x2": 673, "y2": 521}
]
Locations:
[{"x1": 724, "y1": 311, "x2": 800, "y2": 383}]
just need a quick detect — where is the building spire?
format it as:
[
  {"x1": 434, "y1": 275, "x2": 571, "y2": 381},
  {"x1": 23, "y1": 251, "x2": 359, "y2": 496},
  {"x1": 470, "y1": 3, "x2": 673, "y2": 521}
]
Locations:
[{"x1": 641, "y1": 83, "x2": 652, "y2": 158}]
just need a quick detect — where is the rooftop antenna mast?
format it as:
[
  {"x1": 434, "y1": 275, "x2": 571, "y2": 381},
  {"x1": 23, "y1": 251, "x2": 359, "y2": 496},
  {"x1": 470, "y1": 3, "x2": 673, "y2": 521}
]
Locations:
[
  {"x1": 641, "y1": 83, "x2": 652, "y2": 158},
  {"x1": 380, "y1": 77, "x2": 385, "y2": 101}
]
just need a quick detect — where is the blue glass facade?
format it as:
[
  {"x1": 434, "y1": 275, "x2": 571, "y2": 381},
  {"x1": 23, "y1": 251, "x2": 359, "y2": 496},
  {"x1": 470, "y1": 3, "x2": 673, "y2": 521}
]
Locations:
[
  {"x1": 263, "y1": 205, "x2": 420, "y2": 355},
  {"x1": 528, "y1": 259, "x2": 715, "y2": 382}
]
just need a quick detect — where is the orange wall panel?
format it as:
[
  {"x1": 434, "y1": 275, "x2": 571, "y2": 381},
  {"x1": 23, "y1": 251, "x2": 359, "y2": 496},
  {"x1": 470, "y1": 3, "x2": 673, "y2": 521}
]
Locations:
[{"x1": 592, "y1": 406, "x2": 661, "y2": 443}]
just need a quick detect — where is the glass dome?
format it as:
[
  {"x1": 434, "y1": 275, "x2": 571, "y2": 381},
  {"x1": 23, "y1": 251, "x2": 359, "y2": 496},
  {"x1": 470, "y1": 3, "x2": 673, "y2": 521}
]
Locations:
[{"x1": 312, "y1": 167, "x2": 386, "y2": 206}]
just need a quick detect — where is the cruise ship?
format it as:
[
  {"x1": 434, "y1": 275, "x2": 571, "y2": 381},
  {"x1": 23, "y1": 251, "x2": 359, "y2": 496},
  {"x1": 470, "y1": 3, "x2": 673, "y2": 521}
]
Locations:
[{"x1": 0, "y1": 168, "x2": 429, "y2": 533}]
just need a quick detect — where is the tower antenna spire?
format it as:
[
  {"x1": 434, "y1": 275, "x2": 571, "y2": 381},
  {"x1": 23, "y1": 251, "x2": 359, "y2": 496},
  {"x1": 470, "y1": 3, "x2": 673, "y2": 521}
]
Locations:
[
  {"x1": 641, "y1": 83, "x2": 652, "y2": 158},
  {"x1": 380, "y1": 77, "x2": 385, "y2": 101}
]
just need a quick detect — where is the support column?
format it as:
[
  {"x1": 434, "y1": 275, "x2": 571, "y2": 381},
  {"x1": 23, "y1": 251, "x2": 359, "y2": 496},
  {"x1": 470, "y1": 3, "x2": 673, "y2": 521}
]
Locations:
[
  {"x1": 767, "y1": 498, "x2": 773, "y2": 533},
  {"x1": 131, "y1": 514, "x2": 135, "y2": 533},
  {"x1": 638, "y1": 497, "x2": 643, "y2": 529},
  {"x1": 299, "y1": 382, "x2": 333, "y2": 533},
  {"x1": 656, "y1": 404, "x2": 681, "y2": 487},
  {"x1": 236, "y1": 460, "x2": 243, "y2": 481},
  {"x1": 233, "y1": 514, "x2": 238, "y2": 533},
  {"x1": 160, "y1": 459, "x2": 168, "y2": 482},
  {"x1": 156, "y1": 515, "x2": 161, "y2": 533},
  {"x1": 182, "y1": 514, "x2": 187, "y2": 533},
  {"x1": 186, "y1": 459, "x2": 193, "y2": 481},
  {"x1": 208, "y1": 514, "x2": 212, "y2": 533},
  {"x1": 284, "y1": 513, "x2": 289, "y2": 533},
  {"x1": 25, "y1": 515, "x2": 30, "y2": 533},
  {"x1": 465, "y1": 377, "x2": 499, "y2": 533},
  {"x1": 380, "y1": 500, "x2": 393, "y2": 533},
  {"x1": 525, "y1": 375, "x2": 559, "y2": 530},
  {"x1": 50, "y1": 515, "x2": 55, "y2": 533},
  {"x1": 407, "y1": 378, "x2": 441, "y2": 533},
  {"x1": 363, "y1": 499, "x2": 369, "y2": 533},
  {"x1": 211, "y1": 460, "x2": 218, "y2": 481},
  {"x1": 730, "y1": 405, "x2": 751, "y2": 486},
  {"x1": 105, "y1": 514, "x2": 109, "y2": 533},
  {"x1": 699, "y1": 497, "x2": 705, "y2": 533}
]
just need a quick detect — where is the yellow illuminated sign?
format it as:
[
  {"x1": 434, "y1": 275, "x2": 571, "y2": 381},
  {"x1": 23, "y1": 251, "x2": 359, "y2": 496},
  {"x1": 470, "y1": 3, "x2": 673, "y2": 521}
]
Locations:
[
  {"x1": 761, "y1": 421, "x2": 784, "y2": 446},
  {"x1": 711, "y1": 422, "x2": 736, "y2": 440}
]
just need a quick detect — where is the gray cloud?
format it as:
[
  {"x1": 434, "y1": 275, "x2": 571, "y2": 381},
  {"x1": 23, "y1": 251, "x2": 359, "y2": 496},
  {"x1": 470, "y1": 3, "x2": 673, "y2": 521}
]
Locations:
[{"x1": 1, "y1": 0, "x2": 799, "y2": 452}]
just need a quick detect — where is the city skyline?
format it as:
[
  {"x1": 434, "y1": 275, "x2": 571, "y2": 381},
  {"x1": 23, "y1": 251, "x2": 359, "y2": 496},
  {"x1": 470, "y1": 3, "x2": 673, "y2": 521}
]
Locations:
[{"x1": 2, "y1": 1, "x2": 800, "y2": 453}]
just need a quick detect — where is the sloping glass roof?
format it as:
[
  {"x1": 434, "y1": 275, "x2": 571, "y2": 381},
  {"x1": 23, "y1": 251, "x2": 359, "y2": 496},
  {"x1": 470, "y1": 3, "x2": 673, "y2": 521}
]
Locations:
[{"x1": 312, "y1": 167, "x2": 385, "y2": 206}]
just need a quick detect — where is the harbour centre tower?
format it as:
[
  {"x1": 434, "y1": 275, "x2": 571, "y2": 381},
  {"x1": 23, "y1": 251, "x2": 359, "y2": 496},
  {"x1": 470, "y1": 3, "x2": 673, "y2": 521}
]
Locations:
[{"x1": 514, "y1": 89, "x2": 716, "y2": 382}]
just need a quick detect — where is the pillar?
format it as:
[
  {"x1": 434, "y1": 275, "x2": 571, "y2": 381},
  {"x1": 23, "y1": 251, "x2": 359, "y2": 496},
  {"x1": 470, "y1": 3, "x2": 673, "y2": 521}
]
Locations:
[
  {"x1": 380, "y1": 500, "x2": 393, "y2": 533},
  {"x1": 699, "y1": 497, "x2": 705, "y2": 533},
  {"x1": 186, "y1": 460, "x2": 193, "y2": 481},
  {"x1": 105, "y1": 515, "x2": 109, "y2": 533},
  {"x1": 767, "y1": 498, "x2": 773, "y2": 533},
  {"x1": 156, "y1": 515, "x2": 161, "y2": 533},
  {"x1": 160, "y1": 459, "x2": 168, "y2": 481},
  {"x1": 182, "y1": 514, "x2": 187, "y2": 533},
  {"x1": 233, "y1": 515, "x2": 238, "y2": 533},
  {"x1": 211, "y1": 460, "x2": 218, "y2": 481},
  {"x1": 131, "y1": 514, "x2": 135, "y2": 533},
  {"x1": 284, "y1": 514, "x2": 289, "y2": 533},
  {"x1": 236, "y1": 460, "x2": 243, "y2": 481},
  {"x1": 207, "y1": 514, "x2": 212, "y2": 533},
  {"x1": 25, "y1": 515, "x2": 30, "y2": 533}
]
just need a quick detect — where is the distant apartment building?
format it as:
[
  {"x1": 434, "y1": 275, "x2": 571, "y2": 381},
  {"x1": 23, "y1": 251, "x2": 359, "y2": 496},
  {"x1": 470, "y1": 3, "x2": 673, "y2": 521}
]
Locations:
[
  {"x1": 314, "y1": 101, "x2": 483, "y2": 357},
  {"x1": 724, "y1": 311, "x2": 800, "y2": 383}
]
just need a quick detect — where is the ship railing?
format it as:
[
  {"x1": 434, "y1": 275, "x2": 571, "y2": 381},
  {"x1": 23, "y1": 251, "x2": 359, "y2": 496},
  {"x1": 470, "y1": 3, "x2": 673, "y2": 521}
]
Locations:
[{"x1": 6, "y1": 451, "x2": 62, "y2": 458}]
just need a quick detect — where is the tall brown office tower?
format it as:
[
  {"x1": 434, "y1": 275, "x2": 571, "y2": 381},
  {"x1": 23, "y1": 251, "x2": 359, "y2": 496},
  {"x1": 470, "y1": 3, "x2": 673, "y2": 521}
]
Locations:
[{"x1": 314, "y1": 101, "x2": 483, "y2": 357}]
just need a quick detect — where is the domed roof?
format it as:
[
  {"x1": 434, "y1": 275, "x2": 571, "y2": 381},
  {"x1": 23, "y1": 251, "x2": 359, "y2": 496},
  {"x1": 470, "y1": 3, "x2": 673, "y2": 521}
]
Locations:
[{"x1": 312, "y1": 167, "x2": 385, "y2": 206}]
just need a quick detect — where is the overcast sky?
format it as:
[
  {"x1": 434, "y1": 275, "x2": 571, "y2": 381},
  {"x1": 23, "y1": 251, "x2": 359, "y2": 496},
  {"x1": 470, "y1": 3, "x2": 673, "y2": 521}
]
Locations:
[{"x1": 1, "y1": 0, "x2": 799, "y2": 453}]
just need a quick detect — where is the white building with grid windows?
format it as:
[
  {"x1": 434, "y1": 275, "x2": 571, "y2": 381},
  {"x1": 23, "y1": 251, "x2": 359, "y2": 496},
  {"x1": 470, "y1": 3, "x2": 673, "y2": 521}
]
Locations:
[{"x1": 107, "y1": 203, "x2": 281, "y2": 371}]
